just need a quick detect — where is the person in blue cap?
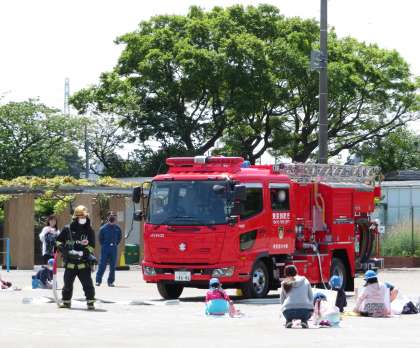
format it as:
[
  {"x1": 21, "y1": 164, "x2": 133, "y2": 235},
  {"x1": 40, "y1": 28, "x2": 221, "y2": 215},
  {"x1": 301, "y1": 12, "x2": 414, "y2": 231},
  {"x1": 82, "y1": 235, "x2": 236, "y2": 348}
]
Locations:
[
  {"x1": 33, "y1": 258, "x2": 54, "y2": 289},
  {"x1": 313, "y1": 292, "x2": 328, "y2": 326},
  {"x1": 312, "y1": 292, "x2": 341, "y2": 327},
  {"x1": 384, "y1": 282, "x2": 419, "y2": 314},
  {"x1": 384, "y1": 282, "x2": 399, "y2": 302},
  {"x1": 354, "y1": 270, "x2": 390, "y2": 317},
  {"x1": 329, "y1": 275, "x2": 347, "y2": 312},
  {"x1": 205, "y1": 278, "x2": 232, "y2": 315}
]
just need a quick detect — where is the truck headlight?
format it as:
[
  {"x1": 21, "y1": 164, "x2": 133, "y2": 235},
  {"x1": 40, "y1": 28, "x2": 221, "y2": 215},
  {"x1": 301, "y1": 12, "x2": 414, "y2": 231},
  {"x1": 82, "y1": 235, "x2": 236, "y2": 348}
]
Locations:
[
  {"x1": 143, "y1": 266, "x2": 156, "y2": 276},
  {"x1": 212, "y1": 266, "x2": 234, "y2": 277}
]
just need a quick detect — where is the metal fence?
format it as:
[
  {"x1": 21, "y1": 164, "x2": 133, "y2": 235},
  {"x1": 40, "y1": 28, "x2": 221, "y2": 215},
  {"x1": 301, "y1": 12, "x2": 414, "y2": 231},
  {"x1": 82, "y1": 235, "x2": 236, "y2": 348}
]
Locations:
[{"x1": 375, "y1": 182, "x2": 420, "y2": 256}]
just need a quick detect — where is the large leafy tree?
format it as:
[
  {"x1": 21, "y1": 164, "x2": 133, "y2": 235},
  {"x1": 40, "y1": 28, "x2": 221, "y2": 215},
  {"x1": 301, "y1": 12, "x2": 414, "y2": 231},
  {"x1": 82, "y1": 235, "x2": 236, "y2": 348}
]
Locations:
[
  {"x1": 71, "y1": 5, "x2": 287, "y2": 158},
  {"x1": 0, "y1": 100, "x2": 83, "y2": 178},
  {"x1": 218, "y1": 12, "x2": 420, "y2": 162},
  {"x1": 351, "y1": 127, "x2": 420, "y2": 174},
  {"x1": 71, "y1": 5, "x2": 419, "y2": 165}
]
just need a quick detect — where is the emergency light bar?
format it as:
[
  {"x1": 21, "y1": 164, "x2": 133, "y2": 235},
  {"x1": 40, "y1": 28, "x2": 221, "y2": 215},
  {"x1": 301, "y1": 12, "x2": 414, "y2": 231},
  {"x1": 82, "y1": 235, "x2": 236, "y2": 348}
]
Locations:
[
  {"x1": 272, "y1": 163, "x2": 380, "y2": 183},
  {"x1": 166, "y1": 156, "x2": 244, "y2": 169}
]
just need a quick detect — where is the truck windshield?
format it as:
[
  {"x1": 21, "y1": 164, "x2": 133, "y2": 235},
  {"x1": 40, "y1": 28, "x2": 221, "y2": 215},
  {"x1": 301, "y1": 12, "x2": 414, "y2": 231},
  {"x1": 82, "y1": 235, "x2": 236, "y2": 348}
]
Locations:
[{"x1": 147, "y1": 180, "x2": 228, "y2": 225}]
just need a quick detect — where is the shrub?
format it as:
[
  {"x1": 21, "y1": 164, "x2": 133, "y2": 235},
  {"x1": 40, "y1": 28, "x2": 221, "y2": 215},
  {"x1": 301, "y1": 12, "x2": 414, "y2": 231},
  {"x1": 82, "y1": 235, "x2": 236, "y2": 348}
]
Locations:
[{"x1": 381, "y1": 224, "x2": 420, "y2": 257}]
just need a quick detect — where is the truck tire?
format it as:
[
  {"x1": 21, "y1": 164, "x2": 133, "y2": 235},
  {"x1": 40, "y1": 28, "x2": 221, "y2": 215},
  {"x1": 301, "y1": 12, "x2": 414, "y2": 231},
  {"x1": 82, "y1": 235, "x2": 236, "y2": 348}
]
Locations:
[
  {"x1": 241, "y1": 260, "x2": 269, "y2": 298},
  {"x1": 157, "y1": 282, "x2": 184, "y2": 300},
  {"x1": 356, "y1": 222, "x2": 374, "y2": 264},
  {"x1": 330, "y1": 257, "x2": 347, "y2": 290}
]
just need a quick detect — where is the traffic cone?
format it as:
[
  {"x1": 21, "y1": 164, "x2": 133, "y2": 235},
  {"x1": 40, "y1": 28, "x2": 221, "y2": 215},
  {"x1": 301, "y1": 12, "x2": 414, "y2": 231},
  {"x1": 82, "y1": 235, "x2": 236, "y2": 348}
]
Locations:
[{"x1": 116, "y1": 252, "x2": 129, "y2": 271}]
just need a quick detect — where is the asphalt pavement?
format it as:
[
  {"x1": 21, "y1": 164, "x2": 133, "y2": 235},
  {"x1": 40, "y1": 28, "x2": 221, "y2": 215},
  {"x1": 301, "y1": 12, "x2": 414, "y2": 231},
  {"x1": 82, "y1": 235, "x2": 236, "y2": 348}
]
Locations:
[{"x1": 1, "y1": 267, "x2": 419, "y2": 348}]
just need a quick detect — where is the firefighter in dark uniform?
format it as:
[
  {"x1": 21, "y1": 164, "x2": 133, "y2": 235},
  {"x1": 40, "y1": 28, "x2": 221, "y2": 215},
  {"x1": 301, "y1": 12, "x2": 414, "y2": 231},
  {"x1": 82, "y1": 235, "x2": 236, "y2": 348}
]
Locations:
[{"x1": 56, "y1": 205, "x2": 96, "y2": 310}]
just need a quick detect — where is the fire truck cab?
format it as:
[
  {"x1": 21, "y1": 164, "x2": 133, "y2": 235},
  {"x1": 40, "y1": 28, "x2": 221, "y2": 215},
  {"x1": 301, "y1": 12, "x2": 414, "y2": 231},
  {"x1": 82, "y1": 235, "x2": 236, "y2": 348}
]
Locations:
[{"x1": 134, "y1": 156, "x2": 381, "y2": 299}]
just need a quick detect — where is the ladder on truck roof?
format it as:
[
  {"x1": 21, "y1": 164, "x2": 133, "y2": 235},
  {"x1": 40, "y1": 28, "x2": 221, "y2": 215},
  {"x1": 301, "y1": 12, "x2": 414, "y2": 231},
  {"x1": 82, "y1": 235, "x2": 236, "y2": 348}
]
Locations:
[{"x1": 272, "y1": 163, "x2": 380, "y2": 184}]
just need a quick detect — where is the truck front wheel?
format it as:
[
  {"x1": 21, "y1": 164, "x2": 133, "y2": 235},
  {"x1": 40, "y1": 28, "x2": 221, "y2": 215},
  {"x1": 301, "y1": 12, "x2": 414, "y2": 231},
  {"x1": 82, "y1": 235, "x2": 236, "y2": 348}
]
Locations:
[
  {"x1": 241, "y1": 261, "x2": 269, "y2": 298},
  {"x1": 157, "y1": 282, "x2": 184, "y2": 300},
  {"x1": 330, "y1": 257, "x2": 348, "y2": 290}
]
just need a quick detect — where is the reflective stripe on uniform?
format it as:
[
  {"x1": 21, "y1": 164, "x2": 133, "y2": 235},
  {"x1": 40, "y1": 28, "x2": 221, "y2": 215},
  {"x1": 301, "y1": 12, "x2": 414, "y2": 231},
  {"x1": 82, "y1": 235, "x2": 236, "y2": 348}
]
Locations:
[
  {"x1": 65, "y1": 262, "x2": 87, "y2": 270},
  {"x1": 86, "y1": 246, "x2": 94, "y2": 253}
]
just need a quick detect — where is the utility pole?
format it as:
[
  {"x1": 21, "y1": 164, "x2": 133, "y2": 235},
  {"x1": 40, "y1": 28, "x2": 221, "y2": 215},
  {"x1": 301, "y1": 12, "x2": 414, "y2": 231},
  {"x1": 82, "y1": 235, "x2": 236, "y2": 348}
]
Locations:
[
  {"x1": 64, "y1": 78, "x2": 70, "y2": 115},
  {"x1": 318, "y1": 0, "x2": 328, "y2": 164}
]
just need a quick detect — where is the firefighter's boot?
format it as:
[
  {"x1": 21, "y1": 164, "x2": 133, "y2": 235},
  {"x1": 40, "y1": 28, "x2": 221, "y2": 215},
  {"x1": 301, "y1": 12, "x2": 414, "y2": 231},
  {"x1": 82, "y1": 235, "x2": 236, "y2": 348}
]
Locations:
[
  {"x1": 87, "y1": 300, "x2": 95, "y2": 310},
  {"x1": 59, "y1": 301, "x2": 71, "y2": 309}
]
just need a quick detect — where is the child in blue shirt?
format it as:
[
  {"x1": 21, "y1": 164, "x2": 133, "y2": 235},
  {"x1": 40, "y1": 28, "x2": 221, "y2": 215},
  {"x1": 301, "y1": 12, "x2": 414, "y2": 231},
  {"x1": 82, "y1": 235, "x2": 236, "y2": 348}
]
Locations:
[
  {"x1": 33, "y1": 259, "x2": 53, "y2": 289},
  {"x1": 329, "y1": 275, "x2": 347, "y2": 312}
]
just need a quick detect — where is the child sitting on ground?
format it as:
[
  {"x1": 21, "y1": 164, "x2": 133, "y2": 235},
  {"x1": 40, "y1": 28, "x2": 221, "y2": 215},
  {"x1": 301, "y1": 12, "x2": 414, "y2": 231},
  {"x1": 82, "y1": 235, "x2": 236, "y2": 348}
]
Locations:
[
  {"x1": 313, "y1": 292, "x2": 341, "y2": 327},
  {"x1": 385, "y1": 282, "x2": 418, "y2": 315},
  {"x1": 354, "y1": 270, "x2": 390, "y2": 317},
  {"x1": 329, "y1": 275, "x2": 347, "y2": 312},
  {"x1": 32, "y1": 259, "x2": 53, "y2": 289},
  {"x1": 205, "y1": 278, "x2": 233, "y2": 315}
]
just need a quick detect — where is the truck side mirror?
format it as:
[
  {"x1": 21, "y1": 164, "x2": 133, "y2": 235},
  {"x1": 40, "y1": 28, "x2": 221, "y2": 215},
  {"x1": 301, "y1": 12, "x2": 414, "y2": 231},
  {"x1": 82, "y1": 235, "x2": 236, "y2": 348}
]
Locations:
[
  {"x1": 213, "y1": 184, "x2": 226, "y2": 195},
  {"x1": 132, "y1": 186, "x2": 142, "y2": 203},
  {"x1": 228, "y1": 216, "x2": 239, "y2": 225},
  {"x1": 133, "y1": 210, "x2": 143, "y2": 221},
  {"x1": 233, "y1": 184, "x2": 246, "y2": 201}
]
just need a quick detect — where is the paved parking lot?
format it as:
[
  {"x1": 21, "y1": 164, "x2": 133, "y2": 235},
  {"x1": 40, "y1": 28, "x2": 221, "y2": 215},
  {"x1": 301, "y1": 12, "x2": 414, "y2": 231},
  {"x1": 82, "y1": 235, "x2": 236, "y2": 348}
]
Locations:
[{"x1": 1, "y1": 267, "x2": 420, "y2": 348}]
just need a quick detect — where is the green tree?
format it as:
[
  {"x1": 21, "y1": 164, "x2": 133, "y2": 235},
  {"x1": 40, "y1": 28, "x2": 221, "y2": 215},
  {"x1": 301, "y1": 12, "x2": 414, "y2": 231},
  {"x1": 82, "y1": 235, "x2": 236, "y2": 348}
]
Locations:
[
  {"x1": 219, "y1": 14, "x2": 420, "y2": 162},
  {"x1": 0, "y1": 99, "x2": 83, "y2": 179},
  {"x1": 70, "y1": 5, "x2": 285, "y2": 159},
  {"x1": 351, "y1": 127, "x2": 420, "y2": 174},
  {"x1": 71, "y1": 5, "x2": 420, "y2": 165},
  {"x1": 84, "y1": 114, "x2": 132, "y2": 177}
]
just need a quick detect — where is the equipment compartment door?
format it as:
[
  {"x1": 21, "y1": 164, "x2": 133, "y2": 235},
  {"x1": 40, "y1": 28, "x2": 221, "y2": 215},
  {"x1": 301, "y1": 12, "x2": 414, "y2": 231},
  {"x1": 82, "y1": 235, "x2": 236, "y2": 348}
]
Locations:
[{"x1": 268, "y1": 183, "x2": 295, "y2": 254}]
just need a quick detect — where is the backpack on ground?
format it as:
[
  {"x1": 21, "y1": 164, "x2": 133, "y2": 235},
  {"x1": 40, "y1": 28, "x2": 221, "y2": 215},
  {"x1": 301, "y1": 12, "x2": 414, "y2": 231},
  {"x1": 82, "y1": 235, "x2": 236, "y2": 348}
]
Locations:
[{"x1": 402, "y1": 301, "x2": 418, "y2": 314}]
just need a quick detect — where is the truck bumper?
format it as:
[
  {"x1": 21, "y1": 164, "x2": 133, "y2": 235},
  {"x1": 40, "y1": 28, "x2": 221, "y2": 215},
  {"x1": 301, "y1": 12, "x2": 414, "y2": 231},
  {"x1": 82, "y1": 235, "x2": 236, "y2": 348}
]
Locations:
[{"x1": 141, "y1": 261, "x2": 250, "y2": 285}]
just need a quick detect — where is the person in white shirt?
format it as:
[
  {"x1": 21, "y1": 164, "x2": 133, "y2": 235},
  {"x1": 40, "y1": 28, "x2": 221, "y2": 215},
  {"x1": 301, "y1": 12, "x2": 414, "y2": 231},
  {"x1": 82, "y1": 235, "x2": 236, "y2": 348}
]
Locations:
[
  {"x1": 354, "y1": 270, "x2": 390, "y2": 317},
  {"x1": 39, "y1": 215, "x2": 60, "y2": 264}
]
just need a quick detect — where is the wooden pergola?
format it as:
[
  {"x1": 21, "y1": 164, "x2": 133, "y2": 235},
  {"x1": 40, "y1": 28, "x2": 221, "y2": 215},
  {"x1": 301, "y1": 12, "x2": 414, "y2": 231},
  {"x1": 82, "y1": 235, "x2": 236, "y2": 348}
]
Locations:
[{"x1": 0, "y1": 185, "x2": 142, "y2": 269}]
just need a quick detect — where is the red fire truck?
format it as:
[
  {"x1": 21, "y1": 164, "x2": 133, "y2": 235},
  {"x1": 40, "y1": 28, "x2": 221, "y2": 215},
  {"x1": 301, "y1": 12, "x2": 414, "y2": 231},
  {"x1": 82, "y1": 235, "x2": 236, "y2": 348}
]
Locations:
[{"x1": 133, "y1": 156, "x2": 382, "y2": 299}]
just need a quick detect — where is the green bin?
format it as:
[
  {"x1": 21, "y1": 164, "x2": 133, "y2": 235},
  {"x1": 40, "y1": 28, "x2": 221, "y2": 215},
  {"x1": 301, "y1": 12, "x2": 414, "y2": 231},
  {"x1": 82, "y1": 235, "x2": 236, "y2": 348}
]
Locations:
[{"x1": 125, "y1": 244, "x2": 140, "y2": 265}]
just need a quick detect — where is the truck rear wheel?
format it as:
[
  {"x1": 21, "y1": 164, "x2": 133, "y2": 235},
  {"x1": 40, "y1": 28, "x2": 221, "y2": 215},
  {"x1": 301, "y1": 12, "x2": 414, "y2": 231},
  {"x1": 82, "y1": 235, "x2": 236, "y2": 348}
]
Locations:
[
  {"x1": 355, "y1": 222, "x2": 374, "y2": 264},
  {"x1": 157, "y1": 283, "x2": 184, "y2": 300},
  {"x1": 241, "y1": 261, "x2": 269, "y2": 298},
  {"x1": 330, "y1": 257, "x2": 347, "y2": 290}
]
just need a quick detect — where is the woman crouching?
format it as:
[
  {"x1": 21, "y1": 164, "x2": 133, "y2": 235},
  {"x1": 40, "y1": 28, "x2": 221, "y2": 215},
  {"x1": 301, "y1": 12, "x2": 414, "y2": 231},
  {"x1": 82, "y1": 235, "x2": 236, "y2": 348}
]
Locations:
[{"x1": 280, "y1": 265, "x2": 314, "y2": 328}]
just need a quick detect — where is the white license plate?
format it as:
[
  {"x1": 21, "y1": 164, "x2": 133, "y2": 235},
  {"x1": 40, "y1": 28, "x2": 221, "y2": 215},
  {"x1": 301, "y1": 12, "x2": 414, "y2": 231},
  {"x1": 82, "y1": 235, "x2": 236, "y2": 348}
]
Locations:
[{"x1": 174, "y1": 271, "x2": 191, "y2": 282}]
